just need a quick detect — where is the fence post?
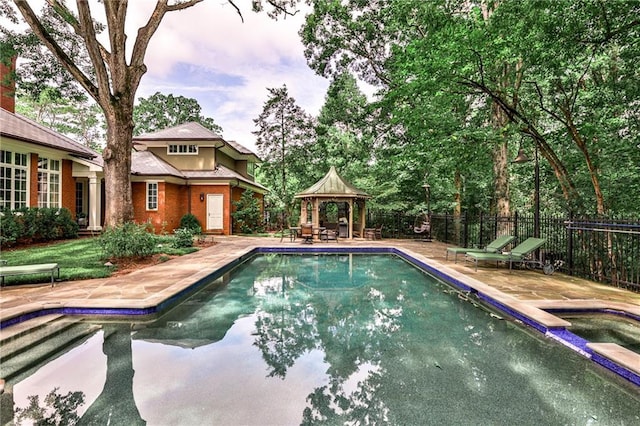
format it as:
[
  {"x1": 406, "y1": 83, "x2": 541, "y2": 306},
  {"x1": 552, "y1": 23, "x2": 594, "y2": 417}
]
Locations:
[
  {"x1": 479, "y1": 212, "x2": 484, "y2": 247},
  {"x1": 514, "y1": 211, "x2": 519, "y2": 242},
  {"x1": 445, "y1": 213, "x2": 449, "y2": 244},
  {"x1": 463, "y1": 212, "x2": 468, "y2": 247},
  {"x1": 567, "y1": 211, "x2": 574, "y2": 276}
]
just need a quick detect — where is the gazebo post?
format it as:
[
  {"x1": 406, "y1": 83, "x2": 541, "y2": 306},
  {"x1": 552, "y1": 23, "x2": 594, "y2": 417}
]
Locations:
[
  {"x1": 359, "y1": 201, "x2": 366, "y2": 238},
  {"x1": 312, "y1": 198, "x2": 320, "y2": 238},
  {"x1": 299, "y1": 199, "x2": 307, "y2": 225},
  {"x1": 348, "y1": 199, "x2": 354, "y2": 239}
]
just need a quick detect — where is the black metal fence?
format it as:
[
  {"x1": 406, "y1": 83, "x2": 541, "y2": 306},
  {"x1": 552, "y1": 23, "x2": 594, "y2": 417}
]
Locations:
[{"x1": 366, "y1": 210, "x2": 640, "y2": 292}]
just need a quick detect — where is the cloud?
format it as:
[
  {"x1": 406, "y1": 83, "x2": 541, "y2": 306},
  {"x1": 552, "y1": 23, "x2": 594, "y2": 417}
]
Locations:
[{"x1": 130, "y1": 1, "x2": 329, "y2": 152}]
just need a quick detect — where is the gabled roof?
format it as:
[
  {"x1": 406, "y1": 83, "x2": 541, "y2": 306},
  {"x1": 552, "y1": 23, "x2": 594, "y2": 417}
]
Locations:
[
  {"x1": 131, "y1": 150, "x2": 267, "y2": 191},
  {"x1": 131, "y1": 151, "x2": 184, "y2": 178},
  {"x1": 0, "y1": 108, "x2": 97, "y2": 159},
  {"x1": 183, "y1": 165, "x2": 268, "y2": 191},
  {"x1": 222, "y1": 139, "x2": 261, "y2": 163},
  {"x1": 295, "y1": 166, "x2": 369, "y2": 199},
  {"x1": 133, "y1": 122, "x2": 261, "y2": 162},
  {"x1": 133, "y1": 122, "x2": 224, "y2": 142}
]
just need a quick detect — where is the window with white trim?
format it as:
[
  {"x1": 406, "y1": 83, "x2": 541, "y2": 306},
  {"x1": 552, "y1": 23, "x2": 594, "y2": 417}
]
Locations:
[
  {"x1": 167, "y1": 144, "x2": 198, "y2": 155},
  {"x1": 0, "y1": 150, "x2": 28, "y2": 209},
  {"x1": 37, "y1": 157, "x2": 60, "y2": 208},
  {"x1": 146, "y1": 182, "x2": 158, "y2": 210},
  {"x1": 247, "y1": 162, "x2": 256, "y2": 177}
]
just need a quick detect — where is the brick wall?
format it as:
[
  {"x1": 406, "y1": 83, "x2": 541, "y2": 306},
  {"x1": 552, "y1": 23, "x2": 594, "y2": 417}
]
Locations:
[
  {"x1": 29, "y1": 153, "x2": 38, "y2": 207},
  {"x1": 0, "y1": 56, "x2": 16, "y2": 113},
  {"x1": 61, "y1": 159, "x2": 75, "y2": 215},
  {"x1": 191, "y1": 185, "x2": 231, "y2": 235}
]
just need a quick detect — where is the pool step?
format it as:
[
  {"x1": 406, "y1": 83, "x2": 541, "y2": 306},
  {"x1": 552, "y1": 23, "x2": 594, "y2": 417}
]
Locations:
[{"x1": 0, "y1": 316, "x2": 101, "y2": 382}]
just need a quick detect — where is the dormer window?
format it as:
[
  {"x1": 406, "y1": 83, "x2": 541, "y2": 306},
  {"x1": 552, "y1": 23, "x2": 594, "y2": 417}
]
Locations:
[{"x1": 168, "y1": 144, "x2": 198, "y2": 155}]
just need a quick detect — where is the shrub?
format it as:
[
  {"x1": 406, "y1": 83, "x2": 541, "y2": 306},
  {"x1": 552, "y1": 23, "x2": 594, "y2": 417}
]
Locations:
[
  {"x1": 172, "y1": 227, "x2": 194, "y2": 248},
  {"x1": 99, "y1": 222, "x2": 157, "y2": 259},
  {"x1": 0, "y1": 207, "x2": 77, "y2": 246},
  {"x1": 232, "y1": 190, "x2": 264, "y2": 234},
  {"x1": 54, "y1": 208, "x2": 79, "y2": 239},
  {"x1": 179, "y1": 213, "x2": 202, "y2": 234},
  {"x1": 0, "y1": 210, "x2": 23, "y2": 246}
]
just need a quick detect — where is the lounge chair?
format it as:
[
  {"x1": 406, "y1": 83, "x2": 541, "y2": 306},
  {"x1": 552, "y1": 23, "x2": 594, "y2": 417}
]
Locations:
[
  {"x1": 446, "y1": 235, "x2": 516, "y2": 263},
  {"x1": 465, "y1": 237, "x2": 547, "y2": 273}
]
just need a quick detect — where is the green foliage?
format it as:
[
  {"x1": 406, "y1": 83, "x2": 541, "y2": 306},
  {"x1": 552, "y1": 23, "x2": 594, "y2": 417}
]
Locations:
[
  {"x1": 298, "y1": 0, "x2": 640, "y2": 217},
  {"x1": 232, "y1": 190, "x2": 264, "y2": 234},
  {"x1": 98, "y1": 222, "x2": 157, "y2": 260},
  {"x1": 133, "y1": 92, "x2": 223, "y2": 136},
  {"x1": 172, "y1": 227, "x2": 194, "y2": 248},
  {"x1": 179, "y1": 213, "x2": 202, "y2": 234},
  {"x1": 253, "y1": 85, "x2": 315, "y2": 225},
  {"x1": 16, "y1": 94, "x2": 106, "y2": 151},
  {"x1": 0, "y1": 210, "x2": 25, "y2": 247},
  {"x1": 15, "y1": 387, "x2": 85, "y2": 426},
  {"x1": 0, "y1": 207, "x2": 78, "y2": 246}
]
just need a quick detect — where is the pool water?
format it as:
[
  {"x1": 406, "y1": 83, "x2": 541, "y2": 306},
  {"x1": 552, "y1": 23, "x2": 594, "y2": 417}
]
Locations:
[
  {"x1": 560, "y1": 312, "x2": 640, "y2": 354},
  {"x1": 6, "y1": 254, "x2": 640, "y2": 425}
]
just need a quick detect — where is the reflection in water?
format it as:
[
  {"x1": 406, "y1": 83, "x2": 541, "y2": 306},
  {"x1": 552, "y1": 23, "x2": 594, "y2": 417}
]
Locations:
[
  {"x1": 9, "y1": 254, "x2": 640, "y2": 425},
  {"x1": 14, "y1": 387, "x2": 84, "y2": 425},
  {"x1": 79, "y1": 324, "x2": 145, "y2": 425}
]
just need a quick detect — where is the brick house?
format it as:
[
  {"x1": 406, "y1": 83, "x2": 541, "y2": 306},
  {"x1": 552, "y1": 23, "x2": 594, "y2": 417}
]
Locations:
[
  {"x1": 1, "y1": 57, "x2": 103, "y2": 229},
  {"x1": 1, "y1": 59, "x2": 265, "y2": 235},
  {"x1": 131, "y1": 122, "x2": 266, "y2": 234}
]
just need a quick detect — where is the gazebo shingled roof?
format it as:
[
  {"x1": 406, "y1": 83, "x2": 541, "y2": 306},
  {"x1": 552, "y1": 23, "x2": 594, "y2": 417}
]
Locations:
[
  {"x1": 294, "y1": 166, "x2": 369, "y2": 239},
  {"x1": 295, "y1": 166, "x2": 369, "y2": 199}
]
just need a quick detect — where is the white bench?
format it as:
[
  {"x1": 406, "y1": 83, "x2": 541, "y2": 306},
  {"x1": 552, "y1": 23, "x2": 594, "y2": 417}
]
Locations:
[{"x1": 0, "y1": 263, "x2": 60, "y2": 287}]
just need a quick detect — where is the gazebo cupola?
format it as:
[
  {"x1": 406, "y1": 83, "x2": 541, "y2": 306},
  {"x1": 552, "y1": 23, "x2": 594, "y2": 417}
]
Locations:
[{"x1": 294, "y1": 166, "x2": 369, "y2": 239}]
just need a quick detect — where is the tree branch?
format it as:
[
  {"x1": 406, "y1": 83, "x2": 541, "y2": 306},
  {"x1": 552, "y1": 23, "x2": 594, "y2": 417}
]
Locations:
[
  {"x1": 75, "y1": 0, "x2": 111, "y2": 105},
  {"x1": 13, "y1": 0, "x2": 100, "y2": 101}
]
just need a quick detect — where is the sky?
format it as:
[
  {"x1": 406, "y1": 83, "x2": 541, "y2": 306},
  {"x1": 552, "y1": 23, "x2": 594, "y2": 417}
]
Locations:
[
  {"x1": 127, "y1": 1, "x2": 331, "y2": 152},
  {"x1": 3, "y1": 1, "x2": 332, "y2": 153}
]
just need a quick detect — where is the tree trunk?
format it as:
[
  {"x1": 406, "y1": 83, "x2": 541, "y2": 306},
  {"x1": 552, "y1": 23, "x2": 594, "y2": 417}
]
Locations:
[
  {"x1": 491, "y1": 103, "x2": 511, "y2": 217},
  {"x1": 102, "y1": 105, "x2": 135, "y2": 227},
  {"x1": 563, "y1": 111, "x2": 606, "y2": 215}
]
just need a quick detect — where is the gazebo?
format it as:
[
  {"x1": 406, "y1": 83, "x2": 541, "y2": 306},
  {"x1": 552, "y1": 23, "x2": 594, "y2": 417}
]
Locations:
[{"x1": 294, "y1": 166, "x2": 369, "y2": 239}]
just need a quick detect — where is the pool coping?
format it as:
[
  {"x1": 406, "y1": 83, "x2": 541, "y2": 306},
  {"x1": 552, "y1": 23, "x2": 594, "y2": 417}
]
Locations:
[{"x1": 1, "y1": 244, "x2": 639, "y2": 387}]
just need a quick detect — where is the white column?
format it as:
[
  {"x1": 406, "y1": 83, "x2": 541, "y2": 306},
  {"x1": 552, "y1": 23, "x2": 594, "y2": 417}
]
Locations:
[{"x1": 88, "y1": 175, "x2": 102, "y2": 230}]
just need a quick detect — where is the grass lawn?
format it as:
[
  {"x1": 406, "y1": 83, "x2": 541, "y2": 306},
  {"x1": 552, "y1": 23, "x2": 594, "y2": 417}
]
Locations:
[{"x1": 0, "y1": 236, "x2": 201, "y2": 286}]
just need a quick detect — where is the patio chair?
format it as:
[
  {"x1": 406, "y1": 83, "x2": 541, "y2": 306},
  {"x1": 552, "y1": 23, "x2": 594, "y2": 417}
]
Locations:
[
  {"x1": 300, "y1": 223, "x2": 314, "y2": 244},
  {"x1": 413, "y1": 213, "x2": 432, "y2": 242},
  {"x1": 446, "y1": 235, "x2": 516, "y2": 263},
  {"x1": 465, "y1": 237, "x2": 547, "y2": 273},
  {"x1": 320, "y1": 228, "x2": 338, "y2": 242},
  {"x1": 365, "y1": 224, "x2": 383, "y2": 240}
]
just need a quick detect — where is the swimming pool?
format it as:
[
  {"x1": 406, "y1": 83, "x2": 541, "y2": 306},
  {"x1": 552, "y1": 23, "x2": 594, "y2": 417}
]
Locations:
[{"x1": 3, "y1": 252, "x2": 640, "y2": 425}]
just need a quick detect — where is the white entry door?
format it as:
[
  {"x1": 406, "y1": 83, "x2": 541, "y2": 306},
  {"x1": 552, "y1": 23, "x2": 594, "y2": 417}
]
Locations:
[{"x1": 206, "y1": 194, "x2": 224, "y2": 230}]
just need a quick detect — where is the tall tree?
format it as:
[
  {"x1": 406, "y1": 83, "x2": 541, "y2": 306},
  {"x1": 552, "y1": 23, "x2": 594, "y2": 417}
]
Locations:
[
  {"x1": 313, "y1": 72, "x2": 373, "y2": 188},
  {"x1": 133, "y1": 92, "x2": 222, "y2": 136},
  {"x1": 2, "y1": 0, "x2": 301, "y2": 227},
  {"x1": 253, "y1": 85, "x2": 314, "y2": 225}
]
